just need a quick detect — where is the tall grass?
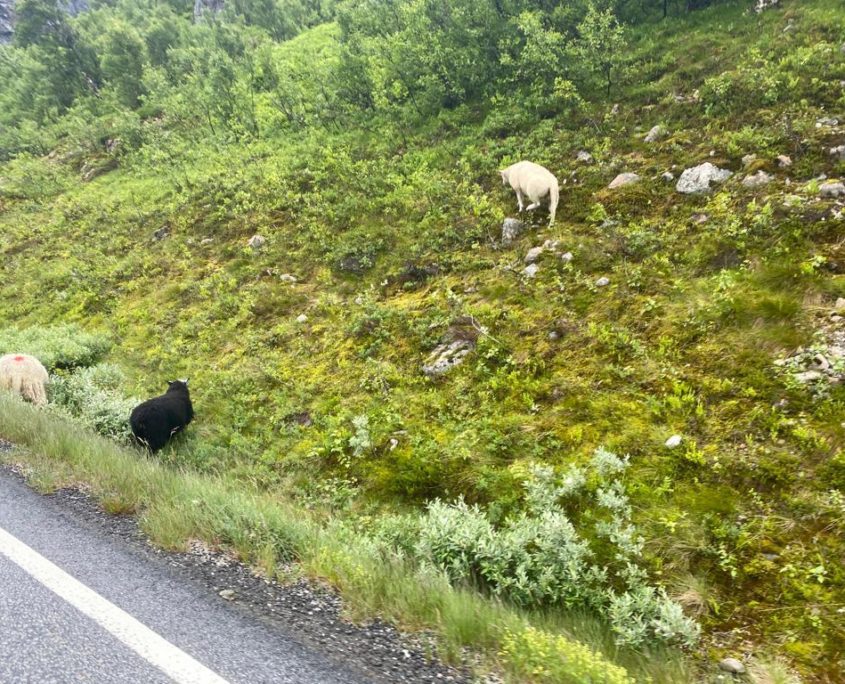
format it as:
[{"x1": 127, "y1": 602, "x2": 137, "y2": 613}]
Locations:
[{"x1": 0, "y1": 392, "x2": 692, "y2": 682}]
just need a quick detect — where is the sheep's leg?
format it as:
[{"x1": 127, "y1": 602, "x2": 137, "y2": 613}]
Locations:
[
  {"x1": 525, "y1": 201, "x2": 541, "y2": 211},
  {"x1": 515, "y1": 189, "x2": 525, "y2": 213}
]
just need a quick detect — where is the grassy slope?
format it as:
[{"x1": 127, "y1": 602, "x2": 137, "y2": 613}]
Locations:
[{"x1": 1, "y1": 0, "x2": 844, "y2": 679}]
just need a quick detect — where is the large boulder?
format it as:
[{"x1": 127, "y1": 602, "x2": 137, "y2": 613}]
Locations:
[{"x1": 676, "y1": 163, "x2": 732, "y2": 194}]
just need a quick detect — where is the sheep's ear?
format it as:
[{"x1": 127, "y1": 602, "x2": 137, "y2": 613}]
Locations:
[{"x1": 181, "y1": 378, "x2": 189, "y2": 386}]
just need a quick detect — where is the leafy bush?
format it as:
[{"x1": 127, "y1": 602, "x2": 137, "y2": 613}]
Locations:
[
  {"x1": 410, "y1": 449, "x2": 700, "y2": 648},
  {"x1": 48, "y1": 364, "x2": 138, "y2": 442},
  {"x1": 501, "y1": 625, "x2": 634, "y2": 684},
  {"x1": 0, "y1": 325, "x2": 111, "y2": 370}
]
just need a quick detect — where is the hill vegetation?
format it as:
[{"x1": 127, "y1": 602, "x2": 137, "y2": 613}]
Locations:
[{"x1": 1, "y1": 0, "x2": 844, "y2": 680}]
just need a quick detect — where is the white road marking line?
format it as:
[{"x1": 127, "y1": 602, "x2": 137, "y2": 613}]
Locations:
[{"x1": 0, "y1": 526, "x2": 230, "y2": 684}]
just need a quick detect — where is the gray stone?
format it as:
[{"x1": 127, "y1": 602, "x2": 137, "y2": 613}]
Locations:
[
  {"x1": 200, "y1": 238, "x2": 214, "y2": 246},
  {"x1": 741, "y1": 154, "x2": 757, "y2": 167},
  {"x1": 661, "y1": 172, "x2": 675, "y2": 182},
  {"x1": 248, "y1": 234, "x2": 266, "y2": 250},
  {"x1": 422, "y1": 340, "x2": 474, "y2": 377},
  {"x1": 219, "y1": 589, "x2": 236, "y2": 601},
  {"x1": 608, "y1": 172, "x2": 640, "y2": 189},
  {"x1": 280, "y1": 274, "x2": 297, "y2": 283},
  {"x1": 718, "y1": 658, "x2": 746, "y2": 675},
  {"x1": 665, "y1": 435, "x2": 682, "y2": 448},
  {"x1": 502, "y1": 218, "x2": 525, "y2": 245},
  {"x1": 576, "y1": 150, "x2": 593, "y2": 163},
  {"x1": 295, "y1": 314, "x2": 308, "y2": 324},
  {"x1": 742, "y1": 170, "x2": 774, "y2": 188},
  {"x1": 644, "y1": 125, "x2": 667, "y2": 143},
  {"x1": 525, "y1": 247, "x2": 544, "y2": 264},
  {"x1": 595, "y1": 277, "x2": 610, "y2": 287},
  {"x1": 820, "y1": 181, "x2": 845, "y2": 198},
  {"x1": 523, "y1": 263, "x2": 540, "y2": 278},
  {"x1": 560, "y1": 252, "x2": 574, "y2": 263},
  {"x1": 835, "y1": 297, "x2": 845, "y2": 314},
  {"x1": 795, "y1": 370, "x2": 824, "y2": 383},
  {"x1": 777, "y1": 154, "x2": 792, "y2": 168},
  {"x1": 816, "y1": 117, "x2": 840, "y2": 128},
  {"x1": 692, "y1": 213, "x2": 709, "y2": 224},
  {"x1": 830, "y1": 145, "x2": 845, "y2": 161},
  {"x1": 676, "y1": 163, "x2": 732, "y2": 194}
]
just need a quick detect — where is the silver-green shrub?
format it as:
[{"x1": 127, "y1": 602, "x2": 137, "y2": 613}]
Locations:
[{"x1": 411, "y1": 447, "x2": 700, "y2": 648}]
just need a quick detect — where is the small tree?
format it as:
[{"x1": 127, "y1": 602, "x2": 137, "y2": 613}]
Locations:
[{"x1": 574, "y1": 3, "x2": 627, "y2": 98}]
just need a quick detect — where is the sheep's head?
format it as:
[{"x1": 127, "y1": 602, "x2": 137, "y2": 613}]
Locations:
[{"x1": 166, "y1": 379, "x2": 190, "y2": 393}]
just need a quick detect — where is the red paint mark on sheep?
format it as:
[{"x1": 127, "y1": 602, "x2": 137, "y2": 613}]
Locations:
[{"x1": 13, "y1": 355, "x2": 25, "y2": 362}]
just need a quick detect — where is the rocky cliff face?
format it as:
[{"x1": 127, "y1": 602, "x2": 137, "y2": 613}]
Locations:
[
  {"x1": 0, "y1": 0, "x2": 89, "y2": 44},
  {"x1": 194, "y1": 0, "x2": 225, "y2": 21},
  {"x1": 0, "y1": 0, "x2": 14, "y2": 44}
]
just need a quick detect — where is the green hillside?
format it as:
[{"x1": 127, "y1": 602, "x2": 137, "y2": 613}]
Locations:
[{"x1": 1, "y1": 0, "x2": 844, "y2": 680}]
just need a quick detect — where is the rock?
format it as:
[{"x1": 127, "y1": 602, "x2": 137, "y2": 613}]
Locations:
[
  {"x1": 525, "y1": 246, "x2": 544, "y2": 264},
  {"x1": 200, "y1": 237, "x2": 214, "y2": 246},
  {"x1": 754, "y1": 0, "x2": 778, "y2": 12},
  {"x1": 777, "y1": 154, "x2": 792, "y2": 168},
  {"x1": 296, "y1": 314, "x2": 308, "y2": 323},
  {"x1": 576, "y1": 150, "x2": 593, "y2": 163},
  {"x1": 676, "y1": 162, "x2": 732, "y2": 194},
  {"x1": 718, "y1": 658, "x2": 746, "y2": 675},
  {"x1": 338, "y1": 255, "x2": 365, "y2": 274},
  {"x1": 542, "y1": 239, "x2": 559, "y2": 250},
  {"x1": 502, "y1": 218, "x2": 525, "y2": 245},
  {"x1": 560, "y1": 252, "x2": 574, "y2": 263},
  {"x1": 692, "y1": 213, "x2": 709, "y2": 224},
  {"x1": 219, "y1": 589, "x2": 236, "y2": 601},
  {"x1": 608, "y1": 172, "x2": 640, "y2": 189},
  {"x1": 81, "y1": 158, "x2": 118, "y2": 182},
  {"x1": 195, "y1": 0, "x2": 225, "y2": 20},
  {"x1": 661, "y1": 172, "x2": 675, "y2": 182},
  {"x1": 644, "y1": 125, "x2": 667, "y2": 143},
  {"x1": 830, "y1": 145, "x2": 845, "y2": 161},
  {"x1": 742, "y1": 170, "x2": 774, "y2": 188},
  {"x1": 665, "y1": 435, "x2": 682, "y2": 448},
  {"x1": 741, "y1": 154, "x2": 757, "y2": 167},
  {"x1": 423, "y1": 339, "x2": 474, "y2": 377},
  {"x1": 811, "y1": 354, "x2": 830, "y2": 371},
  {"x1": 152, "y1": 226, "x2": 169, "y2": 242},
  {"x1": 610, "y1": 103, "x2": 620, "y2": 116},
  {"x1": 816, "y1": 117, "x2": 839, "y2": 128},
  {"x1": 595, "y1": 277, "x2": 610, "y2": 287},
  {"x1": 280, "y1": 274, "x2": 297, "y2": 283},
  {"x1": 835, "y1": 297, "x2": 845, "y2": 314},
  {"x1": 795, "y1": 370, "x2": 823, "y2": 383},
  {"x1": 820, "y1": 181, "x2": 845, "y2": 198},
  {"x1": 248, "y1": 234, "x2": 266, "y2": 250},
  {"x1": 523, "y1": 263, "x2": 540, "y2": 278}
]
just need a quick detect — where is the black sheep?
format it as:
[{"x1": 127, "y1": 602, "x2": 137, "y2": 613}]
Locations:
[{"x1": 130, "y1": 380, "x2": 194, "y2": 452}]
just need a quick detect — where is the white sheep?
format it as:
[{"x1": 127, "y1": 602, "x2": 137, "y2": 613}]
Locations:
[
  {"x1": 500, "y1": 161, "x2": 560, "y2": 226},
  {"x1": 0, "y1": 353, "x2": 49, "y2": 406}
]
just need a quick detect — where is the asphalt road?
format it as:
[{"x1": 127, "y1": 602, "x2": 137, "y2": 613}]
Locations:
[{"x1": 0, "y1": 469, "x2": 375, "y2": 684}]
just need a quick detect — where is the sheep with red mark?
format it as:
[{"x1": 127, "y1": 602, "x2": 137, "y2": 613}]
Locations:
[{"x1": 0, "y1": 353, "x2": 49, "y2": 406}]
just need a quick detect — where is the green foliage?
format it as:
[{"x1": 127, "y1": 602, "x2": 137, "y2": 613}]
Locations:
[
  {"x1": 0, "y1": 325, "x2": 111, "y2": 370},
  {"x1": 49, "y1": 364, "x2": 139, "y2": 442},
  {"x1": 411, "y1": 450, "x2": 700, "y2": 648},
  {"x1": 501, "y1": 625, "x2": 634, "y2": 684}
]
